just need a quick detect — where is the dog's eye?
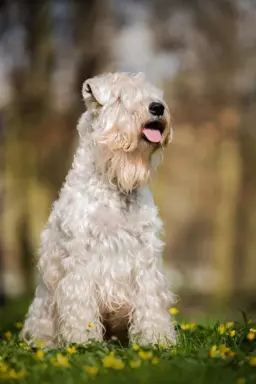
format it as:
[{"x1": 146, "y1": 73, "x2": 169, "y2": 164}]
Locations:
[
  {"x1": 86, "y1": 84, "x2": 92, "y2": 94},
  {"x1": 85, "y1": 83, "x2": 103, "y2": 107}
]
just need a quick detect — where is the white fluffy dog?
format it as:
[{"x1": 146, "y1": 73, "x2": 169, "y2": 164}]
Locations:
[{"x1": 20, "y1": 72, "x2": 176, "y2": 348}]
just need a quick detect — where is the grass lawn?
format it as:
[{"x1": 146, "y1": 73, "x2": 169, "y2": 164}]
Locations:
[{"x1": 0, "y1": 303, "x2": 256, "y2": 383}]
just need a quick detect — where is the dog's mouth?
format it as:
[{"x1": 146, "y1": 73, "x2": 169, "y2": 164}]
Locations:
[{"x1": 142, "y1": 120, "x2": 165, "y2": 143}]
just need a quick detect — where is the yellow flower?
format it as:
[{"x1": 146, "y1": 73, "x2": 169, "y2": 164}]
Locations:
[
  {"x1": 217, "y1": 324, "x2": 226, "y2": 335},
  {"x1": 228, "y1": 351, "x2": 236, "y2": 358},
  {"x1": 34, "y1": 339, "x2": 46, "y2": 348},
  {"x1": 15, "y1": 322, "x2": 23, "y2": 329},
  {"x1": 103, "y1": 354, "x2": 124, "y2": 370},
  {"x1": 209, "y1": 345, "x2": 218, "y2": 358},
  {"x1": 17, "y1": 369, "x2": 26, "y2": 379},
  {"x1": 8, "y1": 368, "x2": 26, "y2": 379},
  {"x1": 9, "y1": 369, "x2": 18, "y2": 379},
  {"x1": 237, "y1": 378, "x2": 246, "y2": 384},
  {"x1": 66, "y1": 346, "x2": 77, "y2": 354},
  {"x1": 88, "y1": 322, "x2": 94, "y2": 328},
  {"x1": 229, "y1": 330, "x2": 236, "y2": 337},
  {"x1": 34, "y1": 350, "x2": 45, "y2": 360},
  {"x1": 85, "y1": 365, "x2": 99, "y2": 375},
  {"x1": 129, "y1": 360, "x2": 141, "y2": 368},
  {"x1": 20, "y1": 343, "x2": 30, "y2": 351},
  {"x1": 132, "y1": 344, "x2": 140, "y2": 351},
  {"x1": 180, "y1": 323, "x2": 196, "y2": 331},
  {"x1": 250, "y1": 328, "x2": 256, "y2": 333},
  {"x1": 55, "y1": 353, "x2": 70, "y2": 367},
  {"x1": 169, "y1": 307, "x2": 179, "y2": 316},
  {"x1": 247, "y1": 332, "x2": 255, "y2": 341},
  {"x1": 4, "y1": 331, "x2": 12, "y2": 341},
  {"x1": 50, "y1": 354, "x2": 69, "y2": 367},
  {"x1": 225, "y1": 322, "x2": 234, "y2": 329},
  {"x1": 152, "y1": 357, "x2": 160, "y2": 365},
  {"x1": 249, "y1": 357, "x2": 256, "y2": 367},
  {"x1": 112, "y1": 359, "x2": 125, "y2": 370},
  {"x1": 0, "y1": 362, "x2": 8, "y2": 373},
  {"x1": 138, "y1": 351, "x2": 153, "y2": 360},
  {"x1": 219, "y1": 344, "x2": 230, "y2": 354},
  {"x1": 103, "y1": 355, "x2": 116, "y2": 368}
]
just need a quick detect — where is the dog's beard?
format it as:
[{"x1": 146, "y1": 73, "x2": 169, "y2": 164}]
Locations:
[{"x1": 96, "y1": 142, "x2": 155, "y2": 193}]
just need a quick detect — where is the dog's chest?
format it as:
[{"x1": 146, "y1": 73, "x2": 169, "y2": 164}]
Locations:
[{"x1": 86, "y1": 187, "x2": 161, "y2": 250}]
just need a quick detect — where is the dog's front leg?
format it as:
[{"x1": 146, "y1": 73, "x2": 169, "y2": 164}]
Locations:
[
  {"x1": 56, "y1": 270, "x2": 103, "y2": 346},
  {"x1": 129, "y1": 256, "x2": 176, "y2": 347}
]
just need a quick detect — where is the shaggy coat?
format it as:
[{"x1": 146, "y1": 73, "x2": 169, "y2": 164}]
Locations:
[{"x1": 20, "y1": 72, "x2": 176, "y2": 347}]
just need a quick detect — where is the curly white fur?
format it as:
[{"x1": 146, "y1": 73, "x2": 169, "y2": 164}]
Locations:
[{"x1": 20, "y1": 72, "x2": 176, "y2": 348}]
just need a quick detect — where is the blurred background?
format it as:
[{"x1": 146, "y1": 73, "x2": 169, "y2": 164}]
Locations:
[{"x1": 0, "y1": 0, "x2": 256, "y2": 323}]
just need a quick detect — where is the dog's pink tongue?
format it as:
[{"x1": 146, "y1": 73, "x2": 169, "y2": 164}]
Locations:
[{"x1": 142, "y1": 128, "x2": 162, "y2": 143}]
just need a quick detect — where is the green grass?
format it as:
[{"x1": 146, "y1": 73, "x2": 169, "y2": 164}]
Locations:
[{"x1": 0, "y1": 307, "x2": 256, "y2": 383}]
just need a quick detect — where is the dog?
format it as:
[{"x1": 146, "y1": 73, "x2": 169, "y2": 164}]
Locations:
[{"x1": 20, "y1": 72, "x2": 176, "y2": 348}]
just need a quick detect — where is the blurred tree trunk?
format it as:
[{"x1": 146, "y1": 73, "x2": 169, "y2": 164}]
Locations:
[
  {"x1": 73, "y1": 0, "x2": 114, "y2": 114},
  {"x1": 0, "y1": 110, "x2": 5, "y2": 305},
  {"x1": 234, "y1": 112, "x2": 256, "y2": 301},
  {"x1": 3, "y1": 0, "x2": 53, "y2": 296}
]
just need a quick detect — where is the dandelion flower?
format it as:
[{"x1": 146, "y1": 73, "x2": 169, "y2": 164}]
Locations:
[
  {"x1": 33, "y1": 350, "x2": 45, "y2": 361},
  {"x1": 217, "y1": 324, "x2": 226, "y2": 335},
  {"x1": 190, "y1": 323, "x2": 197, "y2": 330},
  {"x1": 152, "y1": 357, "x2": 160, "y2": 365},
  {"x1": 138, "y1": 351, "x2": 153, "y2": 360},
  {"x1": 103, "y1": 354, "x2": 116, "y2": 368},
  {"x1": 219, "y1": 344, "x2": 230, "y2": 354},
  {"x1": 249, "y1": 357, "x2": 256, "y2": 367},
  {"x1": 247, "y1": 332, "x2": 255, "y2": 341},
  {"x1": 9, "y1": 369, "x2": 19, "y2": 379},
  {"x1": 209, "y1": 345, "x2": 218, "y2": 358},
  {"x1": 237, "y1": 378, "x2": 246, "y2": 384},
  {"x1": 129, "y1": 360, "x2": 141, "y2": 368},
  {"x1": 8, "y1": 368, "x2": 26, "y2": 379},
  {"x1": 4, "y1": 331, "x2": 12, "y2": 341},
  {"x1": 181, "y1": 323, "x2": 189, "y2": 331},
  {"x1": 66, "y1": 346, "x2": 77, "y2": 354},
  {"x1": 0, "y1": 362, "x2": 8, "y2": 373},
  {"x1": 55, "y1": 353, "x2": 70, "y2": 367},
  {"x1": 229, "y1": 330, "x2": 236, "y2": 337},
  {"x1": 15, "y1": 322, "x2": 23, "y2": 329},
  {"x1": 88, "y1": 322, "x2": 94, "y2": 328},
  {"x1": 112, "y1": 359, "x2": 125, "y2": 370},
  {"x1": 169, "y1": 307, "x2": 179, "y2": 316},
  {"x1": 132, "y1": 344, "x2": 140, "y2": 351},
  {"x1": 85, "y1": 365, "x2": 99, "y2": 375}
]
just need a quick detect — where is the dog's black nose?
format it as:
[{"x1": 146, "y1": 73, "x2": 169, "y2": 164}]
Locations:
[{"x1": 149, "y1": 102, "x2": 165, "y2": 116}]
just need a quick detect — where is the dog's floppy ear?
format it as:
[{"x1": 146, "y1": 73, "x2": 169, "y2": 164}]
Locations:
[{"x1": 82, "y1": 74, "x2": 112, "y2": 106}]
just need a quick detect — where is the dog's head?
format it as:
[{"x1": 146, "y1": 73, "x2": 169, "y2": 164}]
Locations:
[{"x1": 79, "y1": 72, "x2": 172, "y2": 193}]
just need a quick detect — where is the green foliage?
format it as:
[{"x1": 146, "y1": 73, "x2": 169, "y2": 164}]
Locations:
[{"x1": 0, "y1": 312, "x2": 256, "y2": 383}]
